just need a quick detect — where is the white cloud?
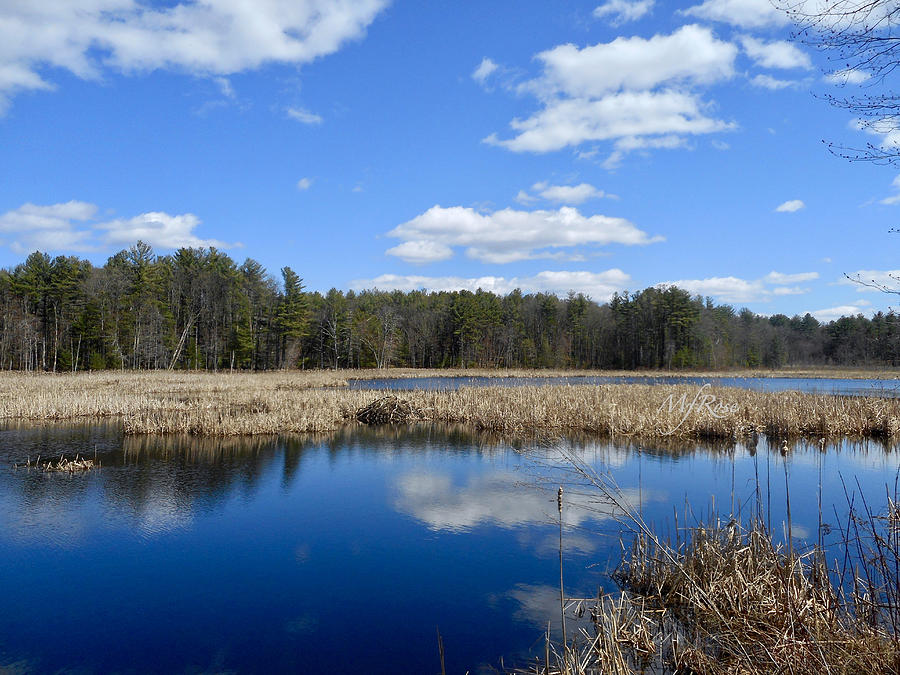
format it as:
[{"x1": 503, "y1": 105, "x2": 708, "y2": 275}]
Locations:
[
  {"x1": 296, "y1": 177, "x2": 313, "y2": 191},
  {"x1": 683, "y1": 0, "x2": 790, "y2": 28},
  {"x1": 839, "y1": 269, "x2": 900, "y2": 293},
  {"x1": 0, "y1": 200, "x2": 237, "y2": 254},
  {"x1": 775, "y1": 199, "x2": 805, "y2": 212},
  {"x1": 0, "y1": 0, "x2": 388, "y2": 111},
  {"x1": 740, "y1": 36, "x2": 812, "y2": 70},
  {"x1": 0, "y1": 201, "x2": 98, "y2": 253},
  {"x1": 712, "y1": 139, "x2": 730, "y2": 150},
  {"x1": 487, "y1": 91, "x2": 734, "y2": 154},
  {"x1": 212, "y1": 76, "x2": 235, "y2": 99},
  {"x1": 485, "y1": 25, "x2": 736, "y2": 158},
  {"x1": 772, "y1": 286, "x2": 809, "y2": 295},
  {"x1": 593, "y1": 0, "x2": 655, "y2": 25},
  {"x1": 659, "y1": 270, "x2": 817, "y2": 303},
  {"x1": 750, "y1": 74, "x2": 799, "y2": 90},
  {"x1": 529, "y1": 25, "x2": 736, "y2": 99},
  {"x1": 879, "y1": 175, "x2": 900, "y2": 205},
  {"x1": 764, "y1": 271, "x2": 818, "y2": 284},
  {"x1": 537, "y1": 182, "x2": 606, "y2": 203},
  {"x1": 853, "y1": 116, "x2": 900, "y2": 151},
  {"x1": 352, "y1": 269, "x2": 633, "y2": 302},
  {"x1": 519, "y1": 181, "x2": 609, "y2": 205},
  {"x1": 808, "y1": 304, "x2": 871, "y2": 321},
  {"x1": 384, "y1": 240, "x2": 453, "y2": 264},
  {"x1": 386, "y1": 205, "x2": 662, "y2": 264},
  {"x1": 660, "y1": 276, "x2": 764, "y2": 303},
  {"x1": 9, "y1": 229, "x2": 94, "y2": 255},
  {"x1": 0, "y1": 201, "x2": 97, "y2": 232},
  {"x1": 97, "y1": 212, "x2": 235, "y2": 249},
  {"x1": 286, "y1": 107, "x2": 323, "y2": 125},
  {"x1": 514, "y1": 190, "x2": 538, "y2": 205},
  {"x1": 472, "y1": 58, "x2": 499, "y2": 85},
  {"x1": 825, "y1": 68, "x2": 871, "y2": 85},
  {"x1": 603, "y1": 133, "x2": 689, "y2": 168}
]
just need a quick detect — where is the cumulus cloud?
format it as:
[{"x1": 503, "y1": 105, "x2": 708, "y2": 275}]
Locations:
[
  {"x1": 740, "y1": 36, "x2": 812, "y2": 70},
  {"x1": 771, "y1": 286, "x2": 810, "y2": 296},
  {"x1": 764, "y1": 271, "x2": 818, "y2": 284},
  {"x1": 484, "y1": 25, "x2": 736, "y2": 158},
  {"x1": 352, "y1": 269, "x2": 633, "y2": 302},
  {"x1": 750, "y1": 74, "x2": 799, "y2": 90},
  {"x1": 286, "y1": 107, "x2": 323, "y2": 125},
  {"x1": 775, "y1": 199, "x2": 805, "y2": 212},
  {"x1": 808, "y1": 304, "x2": 871, "y2": 321},
  {"x1": 487, "y1": 90, "x2": 734, "y2": 154},
  {"x1": 527, "y1": 25, "x2": 736, "y2": 99},
  {"x1": 593, "y1": 0, "x2": 655, "y2": 25},
  {"x1": 660, "y1": 270, "x2": 817, "y2": 303},
  {"x1": 296, "y1": 177, "x2": 313, "y2": 191},
  {"x1": 97, "y1": 212, "x2": 235, "y2": 249},
  {"x1": 385, "y1": 205, "x2": 662, "y2": 264},
  {"x1": 0, "y1": 201, "x2": 97, "y2": 232},
  {"x1": 472, "y1": 58, "x2": 499, "y2": 85},
  {"x1": 683, "y1": 0, "x2": 790, "y2": 28},
  {"x1": 514, "y1": 190, "x2": 538, "y2": 205},
  {"x1": 660, "y1": 276, "x2": 764, "y2": 303},
  {"x1": 0, "y1": 0, "x2": 388, "y2": 111},
  {"x1": 825, "y1": 68, "x2": 871, "y2": 85},
  {"x1": 0, "y1": 201, "x2": 98, "y2": 253},
  {"x1": 384, "y1": 240, "x2": 453, "y2": 264},
  {"x1": 0, "y1": 201, "x2": 236, "y2": 254},
  {"x1": 603, "y1": 133, "x2": 689, "y2": 168},
  {"x1": 517, "y1": 181, "x2": 610, "y2": 205}
]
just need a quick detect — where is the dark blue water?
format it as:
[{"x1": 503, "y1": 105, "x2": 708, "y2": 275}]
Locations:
[
  {"x1": 349, "y1": 375, "x2": 900, "y2": 397},
  {"x1": 1, "y1": 423, "x2": 898, "y2": 673}
]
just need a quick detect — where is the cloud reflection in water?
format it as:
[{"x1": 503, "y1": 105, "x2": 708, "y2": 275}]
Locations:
[{"x1": 394, "y1": 468, "x2": 655, "y2": 533}]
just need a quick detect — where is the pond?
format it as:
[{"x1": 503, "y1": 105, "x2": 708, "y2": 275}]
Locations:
[
  {"x1": 1, "y1": 423, "x2": 898, "y2": 673},
  {"x1": 349, "y1": 374, "x2": 900, "y2": 397}
]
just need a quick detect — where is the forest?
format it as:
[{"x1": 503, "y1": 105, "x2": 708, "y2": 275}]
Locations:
[{"x1": 1, "y1": 242, "x2": 897, "y2": 372}]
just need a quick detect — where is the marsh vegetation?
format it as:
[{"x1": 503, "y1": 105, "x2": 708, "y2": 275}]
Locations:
[
  {"x1": 2, "y1": 370, "x2": 900, "y2": 441},
  {"x1": 520, "y1": 457, "x2": 900, "y2": 675}
]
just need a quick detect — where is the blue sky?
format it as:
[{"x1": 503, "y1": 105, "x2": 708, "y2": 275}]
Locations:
[{"x1": 1, "y1": 0, "x2": 899, "y2": 321}]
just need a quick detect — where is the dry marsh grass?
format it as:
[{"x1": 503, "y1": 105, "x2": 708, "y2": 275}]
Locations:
[
  {"x1": 525, "y1": 522, "x2": 899, "y2": 675},
  {"x1": 2, "y1": 371, "x2": 900, "y2": 440},
  {"x1": 516, "y1": 453, "x2": 900, "y2": 675},
  {"x1": 15, "y1": 453, "x2": 97, "y2": 472}
]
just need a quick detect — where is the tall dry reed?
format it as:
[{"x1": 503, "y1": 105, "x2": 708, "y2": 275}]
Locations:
[
  {"x1": 516, "y1": 451, "x2": 900, "y2": 674},
  {"x1": 2, "y1": 372, "x2": 900, "y2": 440}
]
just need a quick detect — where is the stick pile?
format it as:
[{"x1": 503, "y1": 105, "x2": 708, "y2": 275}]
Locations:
[{"x1": 355, "y1": 396, "x2": 420, "y2": 425}]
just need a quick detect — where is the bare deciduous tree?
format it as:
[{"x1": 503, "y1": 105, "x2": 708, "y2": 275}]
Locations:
[{"x1": 784, "y1": 0, "x2": 900, "y2": 163}]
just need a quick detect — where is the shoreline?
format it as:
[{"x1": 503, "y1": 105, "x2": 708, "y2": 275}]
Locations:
[{"x1": 341, "y1": 366, "x2": 900, "y2": 381}]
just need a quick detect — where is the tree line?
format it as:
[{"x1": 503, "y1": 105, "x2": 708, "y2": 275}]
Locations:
[{"x1": 1, "y1": 242, "x2": 897, "y2": 372}]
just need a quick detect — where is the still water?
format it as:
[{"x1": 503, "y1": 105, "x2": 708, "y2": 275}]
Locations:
[
  {"x1": 350, "y1": 375, "x2": 900, "y2": 397},
  {"x1": 1, "y1": 423, "x2": 898, "y2": 673}
]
